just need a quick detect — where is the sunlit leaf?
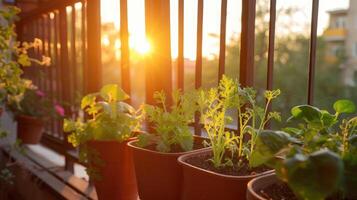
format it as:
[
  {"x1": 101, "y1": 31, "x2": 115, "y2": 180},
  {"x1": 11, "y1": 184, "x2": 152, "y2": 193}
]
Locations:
[
  {"x1": 100, "y1": 84, "x2": 129, "y2": 102},
  {"x1": 81, "y1": 94, "x2": 96, "y2": 109},
  {"x1": 279, "y1": 150, "x2": 343, "y2": 200},
  {"x1": 333, "y1": 99, "x2": 356, "y2": 114},
  {"x1": 250, "y1": 130, "x2": 298, "y2": 167},
  {"x1": 290, "y1": 105, "x2": 322, "y2": 123}
]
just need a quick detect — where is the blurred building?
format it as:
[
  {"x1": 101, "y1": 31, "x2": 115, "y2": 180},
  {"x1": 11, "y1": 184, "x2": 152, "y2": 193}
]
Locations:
[{"x1": 324, "y1": 1, "x2": 357, "y2": 87}]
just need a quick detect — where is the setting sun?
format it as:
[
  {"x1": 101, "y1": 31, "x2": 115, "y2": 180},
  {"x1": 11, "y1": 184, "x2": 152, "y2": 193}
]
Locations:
[{"x1": 130, "y1": 37, "x2": 151, "y2": 55}]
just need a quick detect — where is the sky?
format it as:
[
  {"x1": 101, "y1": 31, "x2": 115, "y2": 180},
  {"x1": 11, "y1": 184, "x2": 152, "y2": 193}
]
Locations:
[{"x1": 101, "y1": 0, "x2": 349, "y2": 60}]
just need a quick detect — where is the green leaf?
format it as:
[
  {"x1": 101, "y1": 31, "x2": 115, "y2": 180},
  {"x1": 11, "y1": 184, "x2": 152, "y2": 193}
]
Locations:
[
  {"x1": 177, "y1": 129, "x2": 194, "y2": 151},
  {"x1": 250, "y1": 130, "x2": 298, "y2": 167},
  {"x1": 100, "y1": 84, "x2": 129, "y2": 102},
  {"x1": 279, "y1": 150, "x2": 343, "y2": 200},
  {"x1": 137, "y1": 133, "x2": 154, "y2": 148},
  {"x1": 17, "y1": 54, "x2": 31, "y2": 66},
  {"x1": 81, "y1": 94, "x2": 96, "y2": 109},
  {"x1": 320, "y1": 110, "x2": 337, "y2": 127},
  {"x1": 290, "y1": 105, "x2": 322, "y2": 122},
  {"x1": 333, "y1": 99, "x2": 356, "y2": 114},
  {"x1": 63, "y1": 119, "x2": 75, "y2": 132}
]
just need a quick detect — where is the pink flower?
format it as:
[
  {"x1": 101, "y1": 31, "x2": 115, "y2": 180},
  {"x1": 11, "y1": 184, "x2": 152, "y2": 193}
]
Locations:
[
  {"x1": 36, "y1": 90, "x2": 45, "y2": 97},
  {"x1": 54, "y1": 104, "x2": 65, "y2": 117}
]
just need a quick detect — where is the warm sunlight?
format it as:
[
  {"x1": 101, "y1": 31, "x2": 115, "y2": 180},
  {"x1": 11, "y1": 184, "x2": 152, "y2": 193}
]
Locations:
[{"x1": 130, "y1": 37, "x2": 151, "y2": 55}]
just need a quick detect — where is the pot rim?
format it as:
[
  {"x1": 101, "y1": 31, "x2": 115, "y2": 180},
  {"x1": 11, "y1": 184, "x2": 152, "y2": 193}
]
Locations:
[
  {"x1": 87, "y1": 136, "x2": 138, "y2": 144},
  {"x1": 247, "y1": 172, "x2": 278, "y2": 200},
  {"x1": 127, "y1": 138, "x2": 209, "y2": 156},
  {"x1": 178, "y1": 148, "x2": 275, "y2": 180},
  {"x1": 16, "y1": 114, "x2": 45, "y2": 125},
  {"x1": 17, "y1": 114, "x2": 44, "y2": 121},
  {"x1": 84, "y1": 131, "x2": 143, "y2": 144}
]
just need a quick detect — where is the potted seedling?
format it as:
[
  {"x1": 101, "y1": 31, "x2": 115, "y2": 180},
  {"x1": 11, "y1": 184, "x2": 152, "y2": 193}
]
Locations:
[
  {"x1": 64, "y1": 84, "x2": 141, "y2": 200},
  {"x1": 8, "y1": 88, "x2": 64, "y2": 144},
  {"x1": 127, "y1": 90, "x2": 207, "y2": 200},
  {"x1": 247, "y1": 100, "x2": 357, "y2": 200},
  {"x1": 178, "y1": 76, "x2": 281, "y2": 200}
]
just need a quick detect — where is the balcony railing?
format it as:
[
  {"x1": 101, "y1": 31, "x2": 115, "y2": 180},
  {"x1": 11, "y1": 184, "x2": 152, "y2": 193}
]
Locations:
[{"x1": 14, "y1": 0, "x2": 321, "y2": 188}]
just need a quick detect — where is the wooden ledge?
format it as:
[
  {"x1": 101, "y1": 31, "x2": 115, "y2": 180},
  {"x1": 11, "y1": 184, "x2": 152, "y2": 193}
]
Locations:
[{"x1": 0, "y1": 145, "x2": 97, "y2": 200}]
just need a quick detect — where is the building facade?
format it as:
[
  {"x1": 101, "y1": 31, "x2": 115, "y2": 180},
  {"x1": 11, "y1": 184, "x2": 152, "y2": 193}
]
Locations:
[{"x1": 324, "y1": 2, "x2": 357, "y2": 87}]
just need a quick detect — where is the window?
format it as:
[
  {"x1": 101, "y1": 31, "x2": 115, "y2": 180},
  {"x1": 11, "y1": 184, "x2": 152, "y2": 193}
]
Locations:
[
  {"x1": 352, "y1": 42, "x2": 357, "y2": 57},
  {"x1": 334, "y1": 17, "x2": 346, "y2": 28}
]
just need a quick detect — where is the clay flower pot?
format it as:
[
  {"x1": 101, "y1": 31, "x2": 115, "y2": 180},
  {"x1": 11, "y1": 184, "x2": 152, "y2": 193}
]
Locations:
[
  {"x1": 246, "y1": 173, "x2": 279, "y2": 200},
  {"x1": 16, "y1": 115, "x2": 45, "y2": 144},
  {"x1": 178, "y1": 149, "x2": 274, "y2": 200},
  {"x1": 127, "y1": 136, "x2": 207, "y2": 200},
  {"x1": 87, "y1": 138, "x2": 138, "y2": 200}
]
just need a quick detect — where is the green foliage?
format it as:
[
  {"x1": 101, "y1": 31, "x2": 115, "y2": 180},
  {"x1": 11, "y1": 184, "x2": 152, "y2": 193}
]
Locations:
[
  {"x1": 0, "y1": 6, "x2": 51, "y2": 187},
  {"x1": 65, "y1": 84, "x2": 140, "y2": 146},
  {"x1": 198, "y1": 76, "x2": 238, "y2": 168},
  {"x1": 199, "y1": 76, "x2": 281, "y2": 168},
  {"x1": 254, "y1": 99, "x2": 357, "y2": 200},
  {"x1": 6, "y1": 88, "x2": 62, "y2": 118},
  {"x1": 137, "y1": 90, "x2": 198, "y2": 152},
  {"x1": 0, "y1": 6, "x2": 50, "y2": 107},
  {"x1": 250, "y1": 130, "x2": 299, "y2": 167},
  {"x1": 278, "y1": 150, "x2": 344, "y2": 200},
  {"x1": 64, "y1": 84, "x2": 141, "y2": 178},
  {"x1": 333, "y1": 100, "x2": 356, "y2": 115}
]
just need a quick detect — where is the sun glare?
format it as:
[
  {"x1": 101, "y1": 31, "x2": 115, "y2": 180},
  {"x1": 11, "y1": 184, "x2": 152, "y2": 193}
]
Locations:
[{"x1": 130, "y1": 37, "x2": 151, "y2": 55}]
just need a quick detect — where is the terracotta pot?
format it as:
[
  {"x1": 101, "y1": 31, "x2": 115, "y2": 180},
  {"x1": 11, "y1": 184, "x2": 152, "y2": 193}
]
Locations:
[
  {"x1": 87, "y1": 138, "x2": 138, "y2": 200},
  {"x1": 127, "y1": 136, "x2": 207, "y2": 200},
  {"x1": 16, "y1": 115, "x2": 45, "y2": 144},
  {"x1": 246, "y1": 173, "x2": 279, "y2": 200},
  {"x1": 178, "y1": 149, "x2": 274, "y2": 200}
]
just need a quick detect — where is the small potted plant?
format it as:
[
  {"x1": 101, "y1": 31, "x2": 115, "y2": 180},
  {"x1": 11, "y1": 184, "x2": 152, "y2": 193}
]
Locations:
[
  {"x1": 247, "y1": 100, "x2": 357, "y2": 200},
  {"x1": 178, "y1": 76, "x2": 281, "y2": 200},
  {"x1": 127, "y1": 90, "x2": 207, "y2": 200},
  {"x1": 64, "y1": 84, "x2": 141, "y2": 200},
  {"x1": 0, "y1": 6, "x2": 51, "y2": 144},
  {"x1": 7, "y1": 88, "x2": 63, "y2": 144}
]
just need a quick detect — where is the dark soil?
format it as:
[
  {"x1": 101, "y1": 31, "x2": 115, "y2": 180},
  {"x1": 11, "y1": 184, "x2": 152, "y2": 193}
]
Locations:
[
  {"x1": 259, "y1": 182, "x2": 298, "y2": 200},
  {"x1": 259, "y1": 182, "x2": 352, "y2": 200},
  {"x1": 185, "y1": 152, "x2": 271, "y2": 176},
  {"x1": 143, "y1": 141, "x2": 205, "y2": 153}
]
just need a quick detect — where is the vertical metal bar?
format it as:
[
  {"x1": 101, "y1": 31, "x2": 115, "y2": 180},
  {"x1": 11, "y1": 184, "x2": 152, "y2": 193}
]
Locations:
[
  {"x1": 307, "y1": 0, "x2": 319, "y2": 105},
  {"x1": 55, "y1": 11, "x2": 62, "y2": 104},
  {"x1": 120, "y1": 0, "x2": 131, "y2": 96},
  {"x1": 194, "y1": 0, "x2": 203, "y2": 136},
  {"x1": 52, "y1": 11, "x2": 59, "y2": 137},
  {"x1": 39, "y1": 17, "x2": 44, "y2": 90},
  {"x1": 195, "y1": 0, "x2": 203, "y2": 89},
  {"x1": 145, "y1": 0, "x2": 172, "y2": 105},
  {"x1": 81, "y1": 1, "x2": 87, "y2": 96},
  {"x1": 218, "y1": 0, "x2": 227, "y2": 80},
  {"x1": 85, "y1": 0, "x2": 102, "y2": 93},
  {"x1": 266, "y1": 0, "x2": 276, "y2": 91},
  {"x1": 265, "y1": 0, "x2": 277, "y2": 129},
  {"x1": 177, "y1": 0, "x2": 184, "y2": 90},
  {"x1": 46, "y1": 13, "x2": 55, "y2": 135},
  {"x1": 42, "y1": 16, "x2": 47, "y2": 93},
  {"x1": 36, "y1": 19, "x2": 41, "y2": 86},
  {"x1": 59, "y1": 7, "x2": 74, "y2": 172},
  {"x1": 239, "y1": 0, "x2": 256, "y2": 87},
  {"x1": 71, "y1": 5, "x2": 77, "y2": 106}
]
